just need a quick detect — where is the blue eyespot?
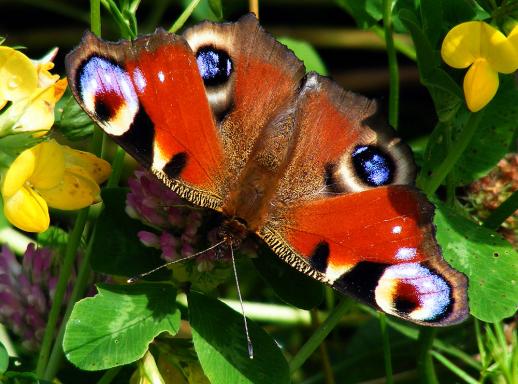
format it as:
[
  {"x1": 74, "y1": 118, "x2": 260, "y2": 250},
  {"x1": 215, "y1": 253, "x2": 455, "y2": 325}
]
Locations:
[
  {"x1": 351, "y1": 145, "x2": 395, "y2": 186},
  {"x1": 196, "y1": 46, "x2": 232, "y2": 86}
]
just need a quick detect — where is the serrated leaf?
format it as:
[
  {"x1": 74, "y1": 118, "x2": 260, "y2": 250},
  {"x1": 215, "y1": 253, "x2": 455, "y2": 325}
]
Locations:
[
  {"x1": 277, "y1": 37, "x2": 328, "y2": 75},
  {"x1": 0, "y1": 341, "x2": 8, "y2": 374},
  {"x1": 434, "y1": 201, "x2": 518, "y2": 322},
  {"x1": 253, "y1": 245, "x2": 324, "y2": 310},
  {"x1": 64, "y1": 283, "x2": 181, "y2": 370},
  {"x1": 189, "y1": 291, "x2": 290, "y2": 384},
  {"x1": 91, "y1": 188, "x2": 165, "y2": 278}
]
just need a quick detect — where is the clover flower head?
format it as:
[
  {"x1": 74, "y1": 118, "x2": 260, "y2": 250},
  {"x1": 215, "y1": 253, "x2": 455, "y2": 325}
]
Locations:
[
  {"x1": 0, "y1": 46, "x2": 67, "y2": 136},
  {"x1": 1, "y1": 139, "x2": 111, "y2": 232},
  {"x1": 441, "y1": 21, "x2": 518, "y2": 112},
  {"x1": 0, "y1": 244, "x2": 73, "y2": 351},
  {"x1": 126, "y1": 170, "x2": 232, "y2": 275}
]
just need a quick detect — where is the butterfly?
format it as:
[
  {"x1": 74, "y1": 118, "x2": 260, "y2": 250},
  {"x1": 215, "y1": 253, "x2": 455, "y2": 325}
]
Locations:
[{"x1": 65, "y1": 14, "x2": 468, "y2": 326}]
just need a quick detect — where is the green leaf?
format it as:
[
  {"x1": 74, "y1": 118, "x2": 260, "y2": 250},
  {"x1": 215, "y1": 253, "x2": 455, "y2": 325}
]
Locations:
[
  {"x1": 434, "y1": 201, "x2": 518, "y2": 322},
  {"x1": 0, "y1": 341, "x2": 8, "y2": 374},
  {"x1": 208, "y1": 0, "x2": 223, "y2": 20},
  {"x1": 335, "y1": 0, "x2": 383, "y2": 29},
  {"x1": 0, "y1": 132, "x2": 44, "y2": 169},
  {"x1": 189, "y1": 291, "x2": 290, "y2": 384},
  {"x1": 399, "y1": 9, "x2": 463, "y2": 121},
  {"x1": 91, "y1": 188, "x2": 165, "y2": 278},
  {"x1": 64, "y1": 283, "x2": 181, "y2": 370},
  {"x1": 54, "y1": 95, "x2": 94, "y2": 141},
  {"x1": 277, "y1": 37, "x2": 328, "y2": 75},
  {"x1": 453, "y1": 84, "x2": 518, "y2": 184},
  {"x1": 252, "y1": 245, "x2": 324, "y2": 310}
]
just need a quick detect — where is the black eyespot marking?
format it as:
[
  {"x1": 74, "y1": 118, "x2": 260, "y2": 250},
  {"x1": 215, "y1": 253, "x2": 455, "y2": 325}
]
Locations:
[
  {"x1": 120, "y1": 103, "x2": 154, "y2": 167},
  {"x1": 309, "y1": 242, "x2": 330, "y2": 273},
  {"x1": 164, "y1": 152, "x2": 188, "y2": 178},
  {"x1": 94, "y1": 98, "x2": 114, "y2": 121},
  {"x1": 394, "y1": 296, "x2": 419, "y2": 314},
  {"x1": 196, "y1": 46, "x2": 233, "y2": 87},
  {"x1": 333, "y1": 262, "x2": 387, "y2": 304},
  {"x1": 351, "y1": 145, "x2": 395, "y2": 186}
]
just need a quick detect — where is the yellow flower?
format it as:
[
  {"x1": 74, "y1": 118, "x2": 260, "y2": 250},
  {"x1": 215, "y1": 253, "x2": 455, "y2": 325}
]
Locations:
[
  {"x1": 441, "y1": 21, "x2": 518, "y2": 112},
  {"x1": 0, "y1": 46, "x2": 67, "y2": 135},
  {"x1": 1, "y1": 140, "x2": 111, "y2": 232}
]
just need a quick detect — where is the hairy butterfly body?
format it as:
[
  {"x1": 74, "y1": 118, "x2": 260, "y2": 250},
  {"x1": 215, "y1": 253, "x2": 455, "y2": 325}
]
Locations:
[{"x1": 66, "y1": 14, "x2": 469, "y2": 325}]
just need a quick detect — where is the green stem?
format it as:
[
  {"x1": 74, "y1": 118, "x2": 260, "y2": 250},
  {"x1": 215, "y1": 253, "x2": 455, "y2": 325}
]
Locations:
[
  {"x1": 483, "y1": 190, "x2": 518, "y2": 230},
  {"x1": 90, "y1": 0, "x2": 101, "y2": 36},
  {"x1": 169, "y1": 0, "x2": 202, "y2": 33},
  {"x1": 383, "y1": 0, "x2": 399, "y2": 129},
  {"x1": 289, "y1": 299, "x2": 351, "y2": 373},
  {"x1": 421, "y1": 111, "x2": 483, "y2": 196},
  {"x1": 35, "y1": 208, "x2": 89, "y2": 377},
  {"x1": 100, "y1": 0, "x2": 135, "y2": 38},
  {"x1": 43, "y1": 231, "x2": 98, "y2": 380},
  {"x1": 107, "y1": 147, "x2": 126, "y2": 187},
  {"x1": 97, "y1": 366, "x2": 123, "y2": 384},
  {"x1": 371, "y1": 25, "x2": 416, "y2": 61},
  {"x1": 379, "y1": 313, "x2": 393, "y2": 384},
  {"x1": 417, "y1": 328, "x2": 438, "y2": 384},
  {"x1": 431, "y1": 351, "x2": 479, "y2": 384}
]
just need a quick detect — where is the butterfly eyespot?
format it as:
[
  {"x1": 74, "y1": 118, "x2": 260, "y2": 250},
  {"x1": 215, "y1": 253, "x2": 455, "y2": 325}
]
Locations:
[
  {"x1": 196, "y1": 46, "x2": 233, "y2": 87},
  {"x1": 77, "y1": 56, "x2": 139, "y2": 136},
  {"x1": 351, "y1": 145, "x2": 395, "y2": 187},
  {"x1": 374, "y1": 263, "x2": 453, "y2": 323}
]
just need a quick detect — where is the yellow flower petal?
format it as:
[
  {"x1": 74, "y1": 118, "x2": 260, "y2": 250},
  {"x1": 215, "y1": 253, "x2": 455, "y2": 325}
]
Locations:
[
  {"x1": 38, "y1": 166, "x2": 101, "y2": 210},
  {"x1": 0, "y1": 46, "x2": 38, "y2": 103},
  {"x1": 14, "y1": 86, "x2": 57, "y2": 133},
  {"x1": 1, "y1": 147, "x2": 36, "y2": 198},
  {"x1": 3, "y1": 186, "x2": 49, "y2": 232},
  {"x1": 463, "y1": 58, "x2": 499, "y2": 112},
  {"x1": 30, "y1": 140, "x2": 65, "y2": 190},
  {"x1": 62, "y1": 146, "x2": 111, "y2": 184},
  {"x1": 442, "y1": 21, "x2": 518, "y2": 73}
]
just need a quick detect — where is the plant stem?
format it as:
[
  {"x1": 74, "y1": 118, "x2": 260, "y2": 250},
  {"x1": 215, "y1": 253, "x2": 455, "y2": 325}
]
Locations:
[
  {"x1": 169, "y1": 0, "x2": 202, "y2": 33},
  {"x1": 483, "y1": 190, "x2": 518, "y2": 230},
  {"x1": 417, "y1": 328, "x2": 438, "y2": 384},
  {"x1": 97, "y1": 366, "x2": 123, "y2": 384},
  {"x1": 431, "y1": 351, "x2": 479, "y2": 384},
  {"x1": 43, "y1": 232, "x2": 98, "y2": 380},
  {"x1": 289, "y1": 299, "x2": 351, "y2": 373},
  {"x1": 35, "y1": 208, "x2": 89, "y2": 377},
  {"x1": 379, "y1": 313, "x2": 393, "y2": 384},
  {"x1": 107, "y1": 147, "x2": 126, "y2": 187},
  {"x1": 249, "y1": 0, "x2": 259, "y2": 18},
  {"x1": 421, "y1": 111, "x2": 483, "y2": 196},
  {"x1": 90, "y1": 0, "x2": 101, "y2": 36},
  {"x1": 383, "y1": 0, "x2": 399, "y2": 129},
  {"x1": 371, "y1": 25, "x2": 416, "y2": 61},
  {"x1": 100, "y1": 0, "x2": 135, "y2": 38}
]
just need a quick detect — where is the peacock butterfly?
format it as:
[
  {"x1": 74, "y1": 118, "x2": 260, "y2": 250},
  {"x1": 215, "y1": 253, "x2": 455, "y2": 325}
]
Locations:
[{"x1": 65, "y1": 14, "x2": 469, "y2": 326}]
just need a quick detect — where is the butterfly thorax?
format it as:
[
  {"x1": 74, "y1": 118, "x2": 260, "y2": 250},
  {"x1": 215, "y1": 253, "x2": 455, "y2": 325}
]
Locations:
[{"x1": 218, "y1": 216, "x2": 249, "y2": 248}]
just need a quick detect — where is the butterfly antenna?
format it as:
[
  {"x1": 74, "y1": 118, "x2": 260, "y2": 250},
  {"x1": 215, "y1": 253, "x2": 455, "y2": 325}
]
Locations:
[
  {"x1": 127, "y1": 239, "x2": 227, "y2": 283},
  {"x1": 229, "y1": 241, "x2": 254, "y2": 359}
]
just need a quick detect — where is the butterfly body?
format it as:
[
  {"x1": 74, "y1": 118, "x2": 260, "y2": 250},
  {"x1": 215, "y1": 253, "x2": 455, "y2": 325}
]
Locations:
[{"x1": 66, "y1": 14, "x2": 469, "y2": 326}]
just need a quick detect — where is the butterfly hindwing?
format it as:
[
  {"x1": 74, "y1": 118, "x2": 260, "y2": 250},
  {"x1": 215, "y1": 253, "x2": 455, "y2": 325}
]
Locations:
[{"x1": 259, "y1": 74, "x2": 468, "y2": 325}]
